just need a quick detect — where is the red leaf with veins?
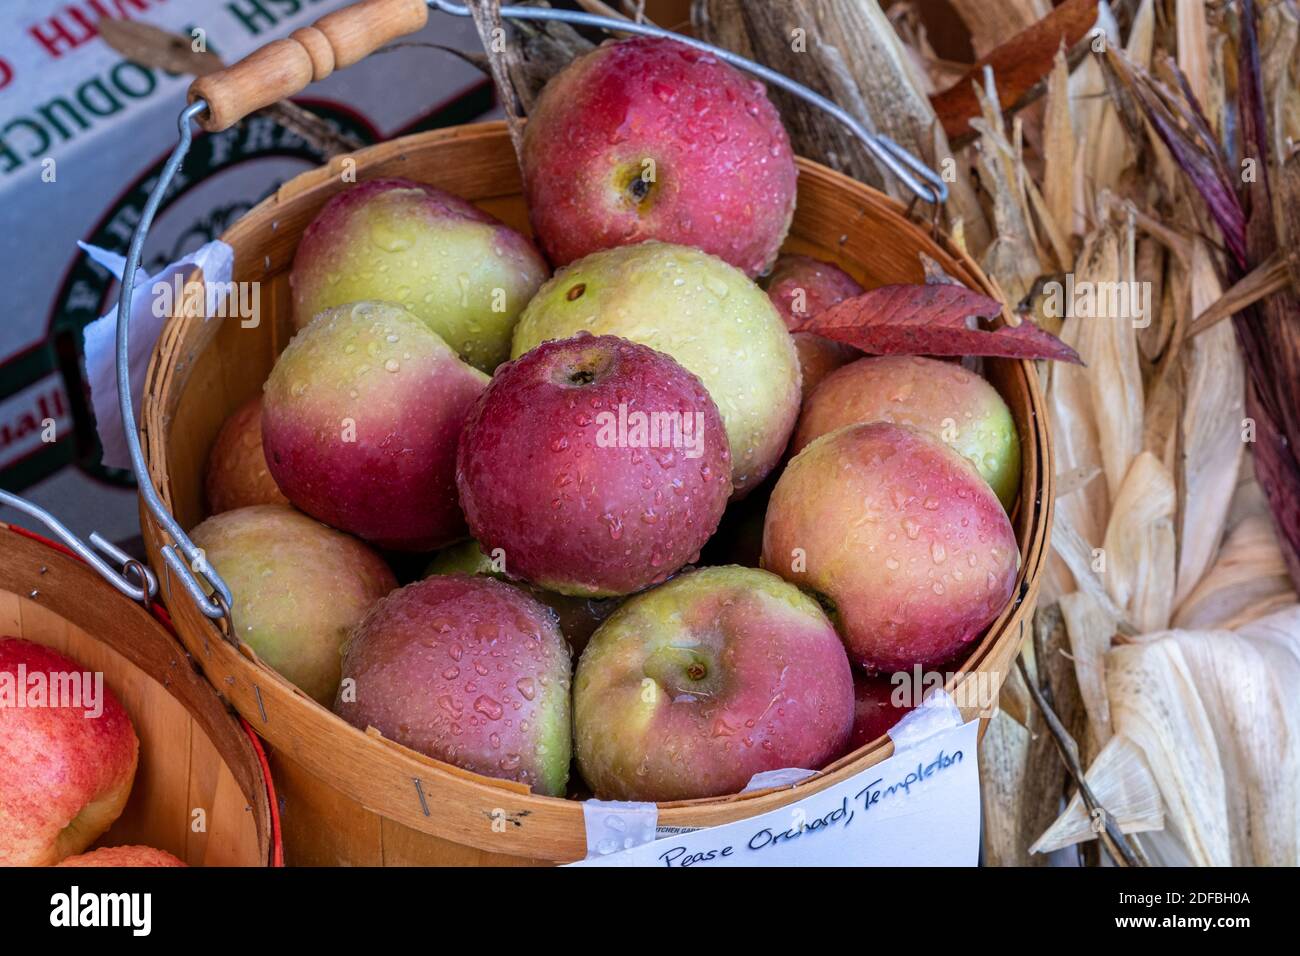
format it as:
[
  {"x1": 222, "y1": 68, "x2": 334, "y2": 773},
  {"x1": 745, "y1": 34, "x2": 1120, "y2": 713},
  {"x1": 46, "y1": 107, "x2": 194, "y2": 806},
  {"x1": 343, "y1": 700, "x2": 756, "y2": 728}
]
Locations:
[{"x1": 789, "y1": 284, "x2": 1082, "y2": 364}]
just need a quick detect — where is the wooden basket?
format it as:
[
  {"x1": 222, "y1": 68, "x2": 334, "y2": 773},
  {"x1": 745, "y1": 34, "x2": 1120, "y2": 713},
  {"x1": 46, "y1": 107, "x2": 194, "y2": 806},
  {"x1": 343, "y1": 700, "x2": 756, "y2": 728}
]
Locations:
[
  {"x1": 137, "y1": 120, "x2": 1054, "y2": 865},
  {"x1": 0, "y1": 523, "x2": 277, "y2": 866}
]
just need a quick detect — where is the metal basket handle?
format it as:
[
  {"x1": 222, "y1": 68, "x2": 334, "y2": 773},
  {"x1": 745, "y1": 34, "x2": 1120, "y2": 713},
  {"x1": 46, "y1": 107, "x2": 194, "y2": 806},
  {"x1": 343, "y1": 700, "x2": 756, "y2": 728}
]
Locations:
[
  {"x1": 0, "y1": 490, "x2": 158, "y2": 604},
  {"x1": 117, "y1": 0, "x2": 949, "y2": 629}
]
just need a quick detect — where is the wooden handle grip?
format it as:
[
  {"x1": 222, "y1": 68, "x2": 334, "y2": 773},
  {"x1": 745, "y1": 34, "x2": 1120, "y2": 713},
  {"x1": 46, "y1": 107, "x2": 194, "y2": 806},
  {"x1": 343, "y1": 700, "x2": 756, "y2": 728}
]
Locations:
[{"x1": 188, "y1": 0, "x2": 429, "y2": 132}]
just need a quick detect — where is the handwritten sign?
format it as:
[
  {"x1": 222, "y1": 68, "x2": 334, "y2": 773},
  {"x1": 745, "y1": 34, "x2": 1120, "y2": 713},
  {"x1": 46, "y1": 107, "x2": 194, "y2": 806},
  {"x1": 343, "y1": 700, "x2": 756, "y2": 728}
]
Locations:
[{"x1": 570, "y1": 717, "x2": 980, "y2": 867}]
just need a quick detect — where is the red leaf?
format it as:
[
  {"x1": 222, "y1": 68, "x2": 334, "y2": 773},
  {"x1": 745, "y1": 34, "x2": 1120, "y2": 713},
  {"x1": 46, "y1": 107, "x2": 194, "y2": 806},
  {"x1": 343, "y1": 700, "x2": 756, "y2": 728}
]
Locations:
[
  {"x1": 931, "y1": 0, "x2": 1100, "y2": 141},
  {"x1": 790, "y1": 284, "x2": 1083, "y2": 364}
]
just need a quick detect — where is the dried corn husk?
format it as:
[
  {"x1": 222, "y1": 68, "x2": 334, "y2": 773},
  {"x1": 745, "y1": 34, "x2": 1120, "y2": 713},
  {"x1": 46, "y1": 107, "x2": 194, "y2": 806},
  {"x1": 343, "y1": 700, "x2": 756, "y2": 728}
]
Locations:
[
  {"x1": 1175, "y1": 461, "x2": 1298, "y2": 629},
  {"x1": 1041, "y1": 605, "x2": 1300, "y2": 864},
  {"x1": 971, "y1": 70, "x2": 1043, "y2": 304},
  {"x1": 1068, "y1": 3, "x2": 1118, "y2": 227},
  {"x1": 1074, "y1": 224, "x2": 1145, "y2": 500},
  {"x1": 1042, "y1": 47, "x2": 1075, "y2": 251},
  {"x1": 1044, "y1": 322, "x2": 1109, "y2": 600},
  {"x1": 979, "y1": 709, "x2": 1037, "y2": 866},
  {"x1": 1146, "y1": 609, "x2": 1300, "y2": 866},
  {"x1": 1174, "y1": 513, "x2": 1298, "y2": 630},
  {"x1": 1103, "y1": 451, "x2": 1176, "y2": 632},
  {"x1": 1134, "y1": 236, "x2": 1169, "y2": 361},
  {"x1": 1175, "y1": 0, "x2": 1211, "y2": 120},
  {"x1": 1030, "y1": 733, "x2": 1163, "y2": 854},
  {"x1": 1259, "y1": 0, "x2": 1300, "y2": 152},
  {"x1": 1079, "y1": 0, "x2": 1153, "y2": 207},
  {"x1": 1174, "y1": 240, "x2": 1245, "y2": 605},
  {"x1": 1059, "y1": 590, "x2": 1115, "y2": 748},
  {"x1": 1098, "y1": 635, "x2": 1231, "y2": 864}
]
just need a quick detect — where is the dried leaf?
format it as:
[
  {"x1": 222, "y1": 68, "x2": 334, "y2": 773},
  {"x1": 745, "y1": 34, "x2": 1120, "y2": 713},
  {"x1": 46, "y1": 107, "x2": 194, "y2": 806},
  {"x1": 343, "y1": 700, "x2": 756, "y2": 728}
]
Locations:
[
  {"x1": 931, "y1": 0, "x2": 1098, "y2": 140},
  {"x1": 98, "y1": 17, "x2": 223, "y2": 75},
  {"x1": 1031, "y1": 734, "x2": 1164, "y2": 854},
  {"x1": 1125, "y1": 609, "x2": 1300, "y2": 865},
  {"x1": 1106, "y1": 635, "x2": 1231, "y2": 865},
  {"x1": 1072, "y1": 226, "x2": 1144, "y2": 499},
  {"x1": 1043, "y1": 46, "x2": 1076, "y2": 249},
  {"x1": 1059, "y1": 590, "x2": 1115, "y2": 749},
  {"x1": 970, "y1": 71, "x2": 1043, "y2": 302},
  {"x1": 792, "y1": 285, "x2": 1081, "y2": 363},
  {"x1": 1103, "y1": 452, "x2": 1176, "y2": 632},
  {"x1": 1100, "y1": 46, "x2": 1248, "y2": 268},
  {"x1": 1175, "y1": 0, "x2": 1211, "y2": 119},
  {"x1": 1043, "y1": 313, "x2": 1109, "y2": 598},
  {"x1": 1173, "y1": 513, "x2": 1297, "y2": 630},
  {"x1": 1175, "y1": 241, "x2": 1245, "y2": 605}
]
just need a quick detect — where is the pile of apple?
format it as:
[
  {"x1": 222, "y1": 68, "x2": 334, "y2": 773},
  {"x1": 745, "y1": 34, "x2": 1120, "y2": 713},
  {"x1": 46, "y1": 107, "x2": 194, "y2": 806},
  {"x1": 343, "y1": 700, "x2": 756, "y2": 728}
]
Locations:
[
  {"x1": 195, "y1": 37, "x2": 1020, "y2": 803},
  {"x1": 0, "y1": 637, "x2": 186, "y2": 866}
]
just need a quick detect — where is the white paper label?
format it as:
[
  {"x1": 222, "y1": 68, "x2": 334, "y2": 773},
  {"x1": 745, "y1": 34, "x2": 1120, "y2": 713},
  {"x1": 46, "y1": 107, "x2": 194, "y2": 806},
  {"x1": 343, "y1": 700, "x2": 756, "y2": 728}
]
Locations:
[
  {"x1": 569, "y1": 716, "x2": 981, "y2": 867},
  {"x1": 79, "y1": 239, "x2": 234, "y2": 471}
]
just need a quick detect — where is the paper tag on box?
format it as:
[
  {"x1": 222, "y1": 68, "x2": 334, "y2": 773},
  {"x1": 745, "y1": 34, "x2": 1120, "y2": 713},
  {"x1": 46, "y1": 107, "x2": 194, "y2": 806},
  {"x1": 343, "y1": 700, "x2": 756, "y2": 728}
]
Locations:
[{"x1": 569, "y1": 710, "x2": 981, "y2": 868}]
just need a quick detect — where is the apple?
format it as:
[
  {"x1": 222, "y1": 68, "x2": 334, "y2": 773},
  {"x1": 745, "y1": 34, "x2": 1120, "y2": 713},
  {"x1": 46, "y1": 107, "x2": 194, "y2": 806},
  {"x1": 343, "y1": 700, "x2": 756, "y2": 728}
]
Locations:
[
  {"x1": 56, "y1": 845, "x2": 187, "y2": 867},
  {"x1": 290, "y1": 178, "x2": 549, "y2": 371},
  {"x1": 847, "y1": 673, "x2": 914, "y2": 751},
  {"x1": 334, "y1": 575, "x2": 572, "y2": 796},
  {"x1": 522, "y1": 35, "x2": 797, "y2": 277},
  {"x1": 424, "y1": 540, "x2": 619, "y2": 656},
  {"x1": 511, "y1": 242, "x2": 800, "y2": 496},
  {"x1": 573, "y1": 565, "x2": 853, "y2": 801},
  {"x1": 262, "y1": 300, "x2": 489, "y2": 551},
  {"x1": 763, "y1": 253, "x2": 863, "y2": 398},
  {"x1": 458, "y1": 334, "x2": 731, "y2": 597},
  {"x1": 792, "y1": 355, "x2": 1021, "y2": 510},
  {"x1": 205, "y1": 394, "x2": 289, "y2": 515},
  {"x1": 762, "y1": 422, "x2": 1019, "y2": 672},
  {"x1": 0, "y1": 637, "x2": 138, "y2": 866},
  {"x1": 189, "y1": 504, "x2": 396, "y2": 704}
]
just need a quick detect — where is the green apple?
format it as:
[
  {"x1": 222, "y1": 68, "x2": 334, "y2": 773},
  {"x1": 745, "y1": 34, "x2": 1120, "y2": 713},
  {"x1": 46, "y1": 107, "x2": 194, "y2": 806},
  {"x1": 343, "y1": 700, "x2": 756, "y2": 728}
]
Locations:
[{"x1": 511, "y1": 242, "x2": 800, "y2": 496}]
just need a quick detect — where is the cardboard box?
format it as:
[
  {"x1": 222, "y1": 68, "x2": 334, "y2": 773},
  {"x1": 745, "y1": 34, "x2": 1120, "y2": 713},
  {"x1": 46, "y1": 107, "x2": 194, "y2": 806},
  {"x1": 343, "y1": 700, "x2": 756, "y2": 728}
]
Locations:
[{"x1": 0, "y1": 0, "x2": 491, "y2": 537}]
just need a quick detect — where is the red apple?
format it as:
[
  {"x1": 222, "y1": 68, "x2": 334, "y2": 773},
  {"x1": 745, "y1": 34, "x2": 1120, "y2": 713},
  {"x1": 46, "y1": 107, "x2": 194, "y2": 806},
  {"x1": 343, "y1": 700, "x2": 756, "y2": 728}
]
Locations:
[
  {"x1": 262, "y1": 300, "x2": 488, "y2": 551},
  {"x1": 763, "y1": 253, "x2": 863, "y2": 397},
  {"x1": 573, "y1": 566, "x2": 854, "y2": 801},
  {"x1": 512, "y1": 243, "x2": 801, "y2": 497},
  {"x1": 762, "y1": 422, "x2": 1018, "y2": 672},
  {"x1": 457, "y1": 334, "x2": 731, "y2": 597},
  {"x1": 424, "y1": 539, "x2": 619, "y2": 656},
  {"x1": 56, "y1": 845, "x2": 187, "y2": 867},
  {"x1": 793, "y1": 355, "x2": 1021, "y2": 509},
  {"x1": 522, "y1": 36, "x2": 797, "y2": 277},
  {"x1": 334, "y1": 575, "x2": 572, "y2": 796},
  {"x1": 205, "y1": 394, "x2": 289, "y2": 515},
  {"x1": 0, "y1": 638, "x2": 139, "y2": 866},
  {"x1": 847, "y1": 673, "x2": 914, "y2": 751},
  {"x1": 291, "y1": 178, "x2": 549, "y2": 372}
]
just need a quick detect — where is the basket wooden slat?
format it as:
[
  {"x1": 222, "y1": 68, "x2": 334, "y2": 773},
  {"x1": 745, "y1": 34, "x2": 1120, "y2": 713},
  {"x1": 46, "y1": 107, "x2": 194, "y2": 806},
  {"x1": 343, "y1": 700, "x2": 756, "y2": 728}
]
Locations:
[
  {"x1": 0, "y1": 526, "x2": 274, "y2": 866},
  {"x1": 140, "y1": 120, "x2": 1052, "y2": 865}
]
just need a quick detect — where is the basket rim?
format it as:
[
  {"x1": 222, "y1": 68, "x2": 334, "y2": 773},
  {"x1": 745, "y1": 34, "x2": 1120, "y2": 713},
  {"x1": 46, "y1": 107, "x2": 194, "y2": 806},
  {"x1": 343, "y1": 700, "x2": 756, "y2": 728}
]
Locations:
[{"x1": 138, "y1": 120, "x2": 1054, "y2": 861}]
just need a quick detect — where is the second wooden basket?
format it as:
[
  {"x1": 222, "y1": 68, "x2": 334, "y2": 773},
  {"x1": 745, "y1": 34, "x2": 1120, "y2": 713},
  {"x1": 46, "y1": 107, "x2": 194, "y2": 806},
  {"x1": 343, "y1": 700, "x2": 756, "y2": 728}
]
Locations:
[
  {"x1": 137, "y1": 120, "x2": 1053, "y2": 865},
  {"x1": 0, "y1": 522, "x2": 277, "y2": 866}
]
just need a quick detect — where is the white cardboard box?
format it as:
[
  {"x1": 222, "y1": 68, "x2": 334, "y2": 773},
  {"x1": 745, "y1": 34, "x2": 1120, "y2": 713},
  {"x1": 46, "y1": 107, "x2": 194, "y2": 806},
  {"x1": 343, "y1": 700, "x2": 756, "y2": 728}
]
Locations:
[{"x1": 0, "y1": 0, "x2": 491, "y2": 539}]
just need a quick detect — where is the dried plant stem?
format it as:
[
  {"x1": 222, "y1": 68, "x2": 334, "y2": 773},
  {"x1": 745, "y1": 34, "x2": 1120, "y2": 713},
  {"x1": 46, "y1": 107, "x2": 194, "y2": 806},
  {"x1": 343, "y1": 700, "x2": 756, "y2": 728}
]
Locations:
[
  {"x1": 1188, "y1": 252, "x2": 1291, "y2": 338},
  {"x1": 1016, "y1": 653, "x2": 1147, "y2": 867},
  {"x1": 467, "y1": 0, "x2": 527, "y2": 162}
]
